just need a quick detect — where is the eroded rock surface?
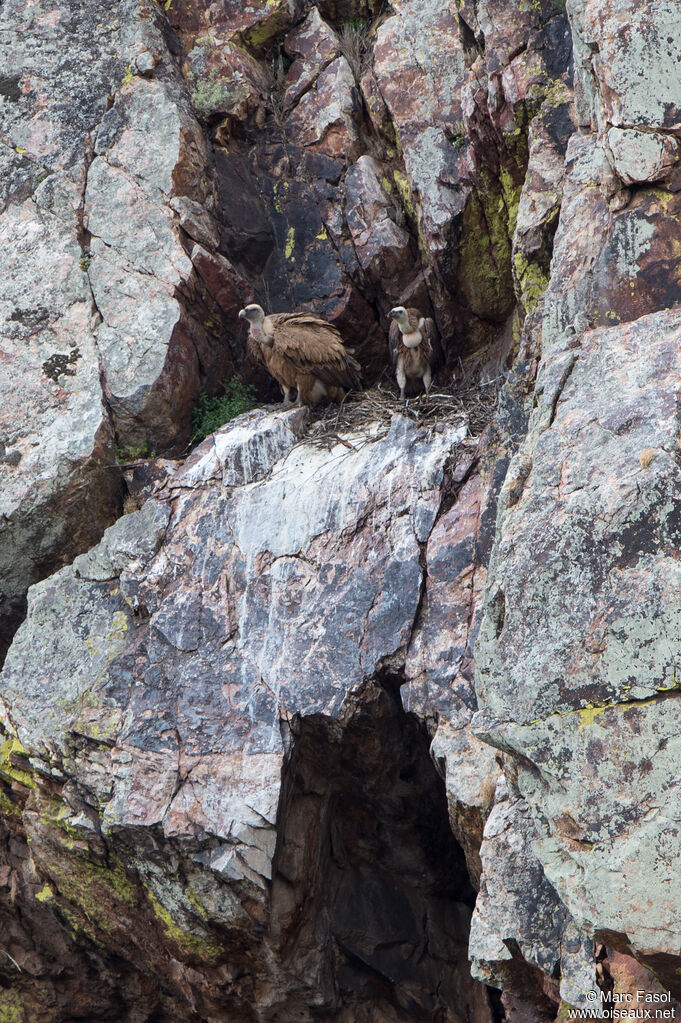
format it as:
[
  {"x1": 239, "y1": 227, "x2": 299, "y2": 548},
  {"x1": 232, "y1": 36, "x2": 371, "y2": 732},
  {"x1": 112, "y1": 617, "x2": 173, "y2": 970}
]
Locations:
[
  {"x1": 0, "y1": 0, "x2": 251, "y2": 658},
  {"x1": 0, "y1": 407, "x2": 500, "y2": 1021},
  {"x1": 5, "y1": 0, "x2": 681, "y2": 1017},
  {"x1": 475, "y1": 309, "x2": 681, "y2": 983},
  {"x1": 470, "y1": 0, "x2": 681, "y2": 1008}
]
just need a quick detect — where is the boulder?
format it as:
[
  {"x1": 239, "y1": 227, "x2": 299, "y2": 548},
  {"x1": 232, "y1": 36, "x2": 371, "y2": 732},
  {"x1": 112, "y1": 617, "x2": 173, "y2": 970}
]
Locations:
[
  {"x1": 285, "y1": 56, "x2": 361, "y2": 163},
  {"x1": 606, "y1": 127, "x2": 680, "y2": 186},
  {"x1": 568, "y1": 0, "x2": 681, "y2": 132},
  {"x1": 283, "y1": 8, "x2": 340, "y2": 112}
]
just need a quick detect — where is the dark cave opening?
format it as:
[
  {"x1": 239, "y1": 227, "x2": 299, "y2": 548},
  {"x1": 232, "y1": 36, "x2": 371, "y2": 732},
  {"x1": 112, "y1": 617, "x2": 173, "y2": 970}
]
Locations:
[{"x1": 271, "y1": 676, "x2": 496, "y2": 1022}]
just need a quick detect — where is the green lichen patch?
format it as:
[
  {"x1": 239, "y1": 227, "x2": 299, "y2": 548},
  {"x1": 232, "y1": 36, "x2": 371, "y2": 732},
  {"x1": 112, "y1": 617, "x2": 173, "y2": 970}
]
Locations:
[
  {"x1": 242, "y1": 0, "x2": 293, "y2": 50},
  {"x1": 35, "y1": 882, "x2": 54, "y2": 903},
  {"x1": 0, "y1": 737, "x2": 36, "y2": 791},
  {"x1": 43, "y1": 846, "x2": 136, "y2": 944},
  {"x1": 0, "y1": 788, "x2": 21, "y2": 819},
  {"x1": 0, "y1": 989, "x2": 22, "y2": 1023},
  {"x1": 513, "y1": 252, "x2": 550, "y2": 315},
  {"x1": 457, "y1": 175, "x2": 520, "y2": 320},
  {"x1": 284, "y1": 225, "x2": 295, "y2": 262},
  {"x1": 145, "y1": 887, "x2": 223, "y2": 962},
  {"x1": 192, "y1": 69, "x2": 252, "y2": 120}
]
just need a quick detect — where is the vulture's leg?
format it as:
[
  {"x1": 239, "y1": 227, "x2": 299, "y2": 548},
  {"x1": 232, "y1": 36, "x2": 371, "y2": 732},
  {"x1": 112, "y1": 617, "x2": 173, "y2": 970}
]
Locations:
[
  {"x1": 396, "y1": 360, "x2": 407, "y2": 402},
  {"x1": 423, "y1": 367, "x2": 432, "y2": 395}
]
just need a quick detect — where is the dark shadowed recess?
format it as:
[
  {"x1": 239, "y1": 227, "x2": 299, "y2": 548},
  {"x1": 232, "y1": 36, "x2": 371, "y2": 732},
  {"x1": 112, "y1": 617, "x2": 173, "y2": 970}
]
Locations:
[
  {"x1": 0, "y1": 595, "x2": 26, "y2": 672},
  {"x1": 271, "y1": 675, "x2": 500, "y2": 1022}
]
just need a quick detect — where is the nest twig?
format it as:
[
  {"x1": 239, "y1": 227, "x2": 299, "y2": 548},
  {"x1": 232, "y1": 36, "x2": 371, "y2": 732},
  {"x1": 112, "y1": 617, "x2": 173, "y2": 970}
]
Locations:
[{"x1": 300, "y1": 380, "x2": 499, "y2": 455}]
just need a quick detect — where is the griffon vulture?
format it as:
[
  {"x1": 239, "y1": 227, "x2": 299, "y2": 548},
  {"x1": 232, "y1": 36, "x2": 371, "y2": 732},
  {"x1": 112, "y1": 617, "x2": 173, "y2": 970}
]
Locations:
[
  {"x1": 239, "y1": 304, "x2": 361, "y2": 406},
  {"x1": 388, "y1": 306, "x2": 440, "y2": 400}
]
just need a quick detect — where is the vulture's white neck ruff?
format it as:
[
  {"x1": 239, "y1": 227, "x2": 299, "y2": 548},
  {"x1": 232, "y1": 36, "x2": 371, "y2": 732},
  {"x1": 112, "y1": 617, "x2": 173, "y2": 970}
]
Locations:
[
  {"x1": 401, "y1": 329, "x2": 421, "y2": 348},
  {"x1": 251, "y1": 322, "x2": 273, "y2": 346}
]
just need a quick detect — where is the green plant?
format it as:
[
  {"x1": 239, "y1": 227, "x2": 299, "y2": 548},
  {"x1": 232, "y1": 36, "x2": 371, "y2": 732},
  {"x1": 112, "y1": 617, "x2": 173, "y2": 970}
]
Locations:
[
  {"x1": 447, "y1": 121, "x2": 468, "y2": 150},
  {"x1": 191, "y1": 377, "x2": 257, "y2": 443},
  {"x1": 114, "y1": 442, "x2": 156, "y2": 463},
  {"x1": 339, "y1": 20, "x2": 372, "y2": 79}
]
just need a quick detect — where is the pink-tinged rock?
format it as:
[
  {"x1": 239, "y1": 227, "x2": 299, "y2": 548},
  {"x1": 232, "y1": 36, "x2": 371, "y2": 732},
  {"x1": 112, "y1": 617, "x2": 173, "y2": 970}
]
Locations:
[
  {"x1": 190, "y1": 244, "x2": 253, "y2": 319},
  {"x1": 169, "y1": 0, "x2": 301, "y2": 50},
  {"x1": 463, "y1": 0, "x2": 534, "y2": 72},
  {"x1": 283, "y1": 9, "x2": 339, "y2": 111},
  {"x1": 604, "y1": 950, "x2": 681, "y2": 1013},
  {"x1": 606, "y1": 126, "x2": 680, "y2": 186},
  {"x1": 470, "y1": 776, "x2": 595, "y2": 1011},
  {"x1": 474, "y1": 307, "x2": 681, "y2": 989},
  {"x1": 286, "y1": 7, "x2": 339, "y2": 64},
  {"x1": 0, "y1": 408, "x2": 496, "y2": 1018},
  {"x1": 542, "y1": 133, "x2": 681, "y2": 352},
  {"x1": 359, "y1": 67, "x2": 393, "y2": 139},
  {"x1": 344, "y1": 155, "x2": 412, "y2": 286},
  {"x1": 185, "y1": 40, "x2": 269, "y2": 122},
  {"x1": 373, "y1": 0, "x2": 466, "y2": 247},
  {"x1": 285, "y1": 56, "x2": 361, "y2": 162}
]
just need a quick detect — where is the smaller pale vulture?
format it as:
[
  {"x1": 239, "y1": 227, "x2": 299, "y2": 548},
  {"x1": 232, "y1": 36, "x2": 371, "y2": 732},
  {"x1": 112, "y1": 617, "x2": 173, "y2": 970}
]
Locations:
[
  {"x1": 388, "y1": 306, "x2": 440, "y2": 400},
  {"x1": 239, "y1": 304, "x2": 361, "y2": 406}
]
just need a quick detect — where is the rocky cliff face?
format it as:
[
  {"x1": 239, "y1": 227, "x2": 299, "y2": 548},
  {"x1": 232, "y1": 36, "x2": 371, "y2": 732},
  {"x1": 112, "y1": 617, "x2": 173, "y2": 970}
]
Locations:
[{"x1": 1, "y1": 0, "x2": 681, "y2": 1020}]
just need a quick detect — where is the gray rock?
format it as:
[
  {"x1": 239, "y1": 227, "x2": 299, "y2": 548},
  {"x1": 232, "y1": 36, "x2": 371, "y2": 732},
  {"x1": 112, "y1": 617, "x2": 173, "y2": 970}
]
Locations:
[
  {"x1": 474, "y1": 307, "x2": 681, "y2": 986},
  {"x1": 0, "y1": 407, "x2": 495, "y2": 1018}
]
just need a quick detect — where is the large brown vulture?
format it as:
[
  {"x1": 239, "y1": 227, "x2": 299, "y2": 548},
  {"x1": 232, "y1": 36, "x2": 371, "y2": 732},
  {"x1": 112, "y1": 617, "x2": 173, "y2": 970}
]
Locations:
[
  {"x1": 388, "y1": 306, "x2": 440, "y2": 400},
  {"x1": 239, "y1": 304, "x2": 361, "y2": 406}
]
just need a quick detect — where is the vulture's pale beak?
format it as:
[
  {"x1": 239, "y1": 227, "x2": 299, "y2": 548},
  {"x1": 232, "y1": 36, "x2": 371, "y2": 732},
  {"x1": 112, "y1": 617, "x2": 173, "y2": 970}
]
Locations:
[
  {"x1": 238, "y1": 308, "x2": 246, "y2": 319},
  {"x1": 389, "y1": 308, "x2": 398, "y2": 319}
]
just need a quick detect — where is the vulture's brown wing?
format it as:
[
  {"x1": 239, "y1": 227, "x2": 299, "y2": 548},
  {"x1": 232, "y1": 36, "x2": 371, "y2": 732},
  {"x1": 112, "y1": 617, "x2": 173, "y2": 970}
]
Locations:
[
  {"x1": 424, "y1": 317, "x2": 443, "y2": 370},
  {"x1": 271, "y1": 314, "x2": 360, "y2": 390},
  {"x1": 246, "y1": 333, "x2": 267, "y2": 368},
  {"x1": 388, "y1": 319, "x2": 402, "y2": 366}
]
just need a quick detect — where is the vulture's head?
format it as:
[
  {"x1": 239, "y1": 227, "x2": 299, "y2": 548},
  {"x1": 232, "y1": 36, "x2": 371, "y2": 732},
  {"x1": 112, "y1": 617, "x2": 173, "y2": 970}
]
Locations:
[
  {"x1": 238, "y1": 304, "x2": 266, "y2": 326},
  {"x1": 389, "y1": 306, "x2": 410, "y2": 331}
]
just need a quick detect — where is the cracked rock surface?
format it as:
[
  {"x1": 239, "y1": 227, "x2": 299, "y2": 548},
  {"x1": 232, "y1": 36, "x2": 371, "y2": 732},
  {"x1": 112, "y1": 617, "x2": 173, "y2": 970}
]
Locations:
[
  {"x1": 4, "y1": 0, "x2": 681, "y2": 1018},
  {"x1": 0, "y1": 408, "x2": 500, "y2": 1020}
]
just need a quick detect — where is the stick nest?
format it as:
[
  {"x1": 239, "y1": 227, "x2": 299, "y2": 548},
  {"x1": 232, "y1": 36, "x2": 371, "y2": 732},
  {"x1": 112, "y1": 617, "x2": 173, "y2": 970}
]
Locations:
[{"x1": 301, "y1": 380, "x2": 499, "y2": 453}]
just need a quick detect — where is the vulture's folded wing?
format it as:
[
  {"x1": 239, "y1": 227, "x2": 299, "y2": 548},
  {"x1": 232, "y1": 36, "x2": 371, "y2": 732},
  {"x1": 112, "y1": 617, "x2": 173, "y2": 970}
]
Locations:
[
  {"x1": 246, "y1": 334, "x2": 267, "y2": 368},
  {"x1": 424, "y1": 317, "x2": 443, "y2": 370},
  {"x1": 388, "y1": 320, "x2": 402, "y2": 366},
  {"x1": 271, "y1": 314, "x2": 360, "y2": 390}
]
